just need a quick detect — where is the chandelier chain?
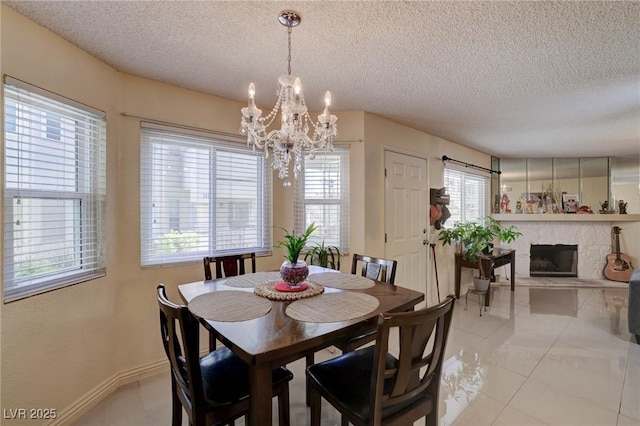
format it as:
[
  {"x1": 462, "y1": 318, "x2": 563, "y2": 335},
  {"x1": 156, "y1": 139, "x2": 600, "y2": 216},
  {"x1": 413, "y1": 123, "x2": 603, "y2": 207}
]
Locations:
[{"x1": 287, "y1": 26, "x2": 292, "y2": 76}]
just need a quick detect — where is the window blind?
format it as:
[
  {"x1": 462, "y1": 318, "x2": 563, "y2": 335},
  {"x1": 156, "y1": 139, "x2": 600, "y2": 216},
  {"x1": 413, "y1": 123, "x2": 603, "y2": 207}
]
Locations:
[
  {"x1": 294, "y1": 148, "x2": 349, "y2": 251},
  {"x1": 3, "y1": 79, "x2": 107, "y2": 302},
  {"x1": 444, "y1": 167, "x2": 488, "y2": 225},
  {"x1": 140, "y1": 124, "x2": 272, "y2": 266}
]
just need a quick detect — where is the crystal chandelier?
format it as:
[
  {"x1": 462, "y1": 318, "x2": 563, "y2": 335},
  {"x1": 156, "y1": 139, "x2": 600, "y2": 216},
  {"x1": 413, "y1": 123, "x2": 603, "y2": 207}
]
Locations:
[{"x1": 240, "y1": 10, "x2": 338, "y2": 187}]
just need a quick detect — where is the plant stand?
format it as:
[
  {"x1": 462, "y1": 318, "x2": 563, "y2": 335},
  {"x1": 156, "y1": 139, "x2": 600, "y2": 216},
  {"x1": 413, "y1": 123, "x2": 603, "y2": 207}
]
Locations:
[
  {"x1": 464, "y1": 286, "x2": 488, "y2": 317},
  {"x1": 454, "y1": 249, "x2": 515, "y2": 307}
]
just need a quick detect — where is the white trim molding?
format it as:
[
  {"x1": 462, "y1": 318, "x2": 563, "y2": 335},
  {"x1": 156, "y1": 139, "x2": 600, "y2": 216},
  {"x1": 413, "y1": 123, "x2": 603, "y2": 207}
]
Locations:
[{"x1": 47, "y1": 359, "x2": 169, "y2": 426}]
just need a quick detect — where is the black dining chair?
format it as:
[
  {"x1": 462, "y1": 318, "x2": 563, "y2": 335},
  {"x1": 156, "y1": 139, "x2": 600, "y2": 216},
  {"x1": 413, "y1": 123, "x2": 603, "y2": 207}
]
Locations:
[
  {"x1": 351, "y1": 253, "x2": 397, "y2": 284},
  {"x1": 305, "y1": 254, "x2": 398, "y2": 405},
  {"x1": 156, "y1": 284, "x2": 292, "y2": 426},
  {"x1": 203, "y1": 252, "x2": 256, "y2": 281},
  {"x1": 306, "y1": 295, "x2": 455, "y2": 426},
  {"x1": 203, "y1": 252, "x2": 256, "y2": 350},
  {"x1": 340, "y1": 254, "x2": 399, "y2": 350}
]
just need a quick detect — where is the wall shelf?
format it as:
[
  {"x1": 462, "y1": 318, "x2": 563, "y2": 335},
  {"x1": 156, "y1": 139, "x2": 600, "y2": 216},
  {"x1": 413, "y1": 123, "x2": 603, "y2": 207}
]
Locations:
[{"x1": 491, "y1": 213, "x2": 640, "y2": 222}]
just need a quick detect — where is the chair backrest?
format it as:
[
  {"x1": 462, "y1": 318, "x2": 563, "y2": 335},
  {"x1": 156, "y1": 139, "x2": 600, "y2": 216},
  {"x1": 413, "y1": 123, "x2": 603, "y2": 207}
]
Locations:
[
  {"x1": 369, "y1": 295, "x2": 455, "y2": 424},
  {"x1": 351, "y1": 253, "x2": 397, "y2": 284},
  {"x1": 156, "y1": 284, "x2": 205, "y2": 417},
  {"x1": 203, "y1": 252, "x2": 256, "y2": 280}
]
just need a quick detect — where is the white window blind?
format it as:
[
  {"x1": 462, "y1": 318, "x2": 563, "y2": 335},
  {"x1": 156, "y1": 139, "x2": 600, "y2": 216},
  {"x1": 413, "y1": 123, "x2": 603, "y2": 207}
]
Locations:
[
  {"x1": 3, "y1": 78, "x2": 107, "y2": 302},
  {"x1": 140, "y1": 124, "x2": 272, "y2": 266},
  {"x1": 294, "y1": 148, "x2": 349, "y2": 251},
  {"x1": 444, "y1": 167, "x2": 488, "y2": 226}
]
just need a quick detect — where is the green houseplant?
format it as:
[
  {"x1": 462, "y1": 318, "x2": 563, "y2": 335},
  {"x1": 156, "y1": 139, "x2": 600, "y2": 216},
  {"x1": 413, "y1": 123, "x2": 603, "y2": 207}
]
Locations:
[
  {"x1": 439, "y1": 217, "x2": 521, "y2": 288},
  {"x1": 275, "y1": 223, "x2": 318, "y2": 287},
  {"x1": 304, "y1": 240, "x2": 342, "y2": 270}
]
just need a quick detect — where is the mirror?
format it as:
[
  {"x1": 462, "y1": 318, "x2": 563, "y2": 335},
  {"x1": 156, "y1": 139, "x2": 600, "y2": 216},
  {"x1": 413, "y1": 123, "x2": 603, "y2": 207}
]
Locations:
[
  {"x1": 611, "y1": 155, "x2": 639, "y2": 214},
  {"x1": 498, "y1": 156, "x2": 639, "y2": 214},
  {"x1": 579, "y1": 157, "x2": 608, "y2": 211}
]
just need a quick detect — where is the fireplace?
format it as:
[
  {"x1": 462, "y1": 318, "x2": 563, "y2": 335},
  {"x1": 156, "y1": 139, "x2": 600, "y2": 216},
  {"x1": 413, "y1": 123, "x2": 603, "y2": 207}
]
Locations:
[
  {"x1": 530, "y1": 244, "x2": 578, "y2": 277},
  {"x1": 496, "y1": 221, "x2": 611, "y2": 279}
]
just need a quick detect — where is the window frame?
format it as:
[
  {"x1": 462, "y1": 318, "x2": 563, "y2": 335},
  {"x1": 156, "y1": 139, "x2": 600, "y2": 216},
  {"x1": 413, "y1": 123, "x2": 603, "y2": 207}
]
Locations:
[
  {"x1": 3, "y1": 77, "x2": 107, "y2": 302},
  {"x1": 139, "y1": 123, "x2": 273, "y2": 267},
  {"x1": 443, "y1": 165, "x2": 489, "y2": 226},
  {"x1": 294, "y1": 146, "x2": 350, "y2": 252}
]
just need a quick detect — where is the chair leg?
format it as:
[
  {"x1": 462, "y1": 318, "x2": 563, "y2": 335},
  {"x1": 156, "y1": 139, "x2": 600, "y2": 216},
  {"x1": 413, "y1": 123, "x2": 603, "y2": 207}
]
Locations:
[
  {"x1": 341, "y1": 415, "x2": 349, "y2": 426},
  {"x1": 170, "y1": 377, "x2": 182, "y2": 426},
  {"x1": 309, "y1": 385, "x2": 322, "y2": 426},
  {"x1": 278, "y1": 383, "x2": 291, "y2": 426},
  {"x1": 305, "y1": 353, "x2": 314, "y2": 406}
]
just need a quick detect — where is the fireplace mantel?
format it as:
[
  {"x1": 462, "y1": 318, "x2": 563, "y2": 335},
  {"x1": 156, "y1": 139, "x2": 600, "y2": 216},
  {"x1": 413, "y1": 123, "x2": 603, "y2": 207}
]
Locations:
[{"x1": 491, "y1": 214, "x2": 640, "y2": 223}]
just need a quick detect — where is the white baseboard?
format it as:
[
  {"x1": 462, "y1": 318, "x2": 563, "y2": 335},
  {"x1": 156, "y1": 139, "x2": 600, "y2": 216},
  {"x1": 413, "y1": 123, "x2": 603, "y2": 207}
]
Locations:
[{"x1": 47, "y1": 359, "x2": 169, "y2": 426}]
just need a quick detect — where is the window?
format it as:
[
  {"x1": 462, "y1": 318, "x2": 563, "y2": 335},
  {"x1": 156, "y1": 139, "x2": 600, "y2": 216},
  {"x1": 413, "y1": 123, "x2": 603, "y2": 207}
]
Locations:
[
  {"x1": 140, "y1": 124, "x2": 272, "y2": 266},
  {"x1": 443, "y1": 167, "x2": 488, "y2": 226},
  {"x1": 3, "y1": 77, "x2": 107, "y2": 302},
  {"x1": 294, "y1": 148, "x2": 349, "y2": 251}
]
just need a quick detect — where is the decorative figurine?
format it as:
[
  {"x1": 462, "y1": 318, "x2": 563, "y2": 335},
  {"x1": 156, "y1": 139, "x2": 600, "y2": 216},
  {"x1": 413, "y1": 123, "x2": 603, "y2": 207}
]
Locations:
[
  {"x1": 500, "y1": 193, "x2": 511, "y2": 213},
  {"x1": 599, "y1": 200, "x2": 609, "y2": 214},
  {"x1": 618, "y1": 200, "x2": 628, "y2": 214},
  {"x1": 515, "y1": 198, "x2": 523, "y2": 214},
  {"x1": 526, "y1": 200, "x2": 534, "y2": 214},
  {"x1": 542, "y1": 192, "x2": 550, "y2": 213}
]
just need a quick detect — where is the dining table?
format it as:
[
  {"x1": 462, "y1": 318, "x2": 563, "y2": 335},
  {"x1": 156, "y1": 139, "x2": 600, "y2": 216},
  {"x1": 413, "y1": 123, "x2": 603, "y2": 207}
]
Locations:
[{"x1": 178, "y1": 265, "x2": 425, "y2": 426}]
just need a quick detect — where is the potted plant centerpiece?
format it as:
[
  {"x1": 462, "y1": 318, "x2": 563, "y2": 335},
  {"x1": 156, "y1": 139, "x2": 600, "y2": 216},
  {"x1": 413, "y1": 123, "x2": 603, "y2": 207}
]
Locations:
[
  {"x1": 304, "y1": 240, "x2": 342, "y2": 270},
  {"x1": 439, "y1": 217, "x2": 521, "y2": 291},
  {"x1": 276, "y1": 223, "x2": 318, "y2": 287}
]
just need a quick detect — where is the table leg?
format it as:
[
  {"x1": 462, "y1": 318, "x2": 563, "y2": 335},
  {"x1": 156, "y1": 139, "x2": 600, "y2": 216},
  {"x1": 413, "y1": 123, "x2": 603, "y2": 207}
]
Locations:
[
  {"x1": 248, "y1": 363, "x2": 272, "y2": 426},
  {"x1": 481, "y1": 257, "x2": 492, "y2": 307},
  {"x1": 454, "y1": 255, "x2": 461, "y2": 298},
  {"x1": 510, "y1": 251, "x2": 516, "y2": 292}
]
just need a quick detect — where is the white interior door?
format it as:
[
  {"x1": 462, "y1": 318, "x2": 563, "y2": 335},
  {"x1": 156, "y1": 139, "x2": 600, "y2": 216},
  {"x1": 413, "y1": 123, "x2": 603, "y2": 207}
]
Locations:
[{"x1": 384, "y1": 151, "x2": 429, "y2": 299}]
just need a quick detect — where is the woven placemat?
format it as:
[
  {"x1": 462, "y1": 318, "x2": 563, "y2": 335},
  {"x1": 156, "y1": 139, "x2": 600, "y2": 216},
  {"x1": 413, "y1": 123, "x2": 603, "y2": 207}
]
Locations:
[
  {"x1": 286, "y1": 292, "x2": 380, "y2": 323},
  {"x1": 189, "y1": 291, "x2": 272, "y2": 322},
  {"x1": 223, "y1": 271, "x2": 282, "y2": 288},
  {"x1": 254, "y1": 280, "x2": 325, "y2": 301},
  {"x1": 309, "y1": 272, "x2": 375, "y2": 289}
]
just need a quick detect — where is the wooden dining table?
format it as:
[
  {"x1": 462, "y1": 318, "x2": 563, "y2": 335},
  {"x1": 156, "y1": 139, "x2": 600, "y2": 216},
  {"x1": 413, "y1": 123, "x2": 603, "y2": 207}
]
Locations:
[{"x1": 178, "y1": 266, "x2": 425, "y2": 426}]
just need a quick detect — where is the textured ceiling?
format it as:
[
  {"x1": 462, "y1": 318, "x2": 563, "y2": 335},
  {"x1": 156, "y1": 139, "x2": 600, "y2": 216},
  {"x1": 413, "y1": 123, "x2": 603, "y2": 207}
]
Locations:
[{"x1": 4, "y1": 1, "x2": 640, "y2": 158}]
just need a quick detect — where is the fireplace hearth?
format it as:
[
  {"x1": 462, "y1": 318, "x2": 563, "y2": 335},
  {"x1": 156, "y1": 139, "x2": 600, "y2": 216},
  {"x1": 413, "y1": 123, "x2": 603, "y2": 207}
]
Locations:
[{"x1": 530, "y1": 244, "x2": 578, "y2": 277}]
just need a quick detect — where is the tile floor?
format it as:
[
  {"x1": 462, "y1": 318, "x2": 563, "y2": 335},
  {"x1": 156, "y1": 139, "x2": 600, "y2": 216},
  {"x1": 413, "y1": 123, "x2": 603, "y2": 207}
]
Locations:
[{"x1": 73, "y1": 282, "x2": 639, "y2": 426}]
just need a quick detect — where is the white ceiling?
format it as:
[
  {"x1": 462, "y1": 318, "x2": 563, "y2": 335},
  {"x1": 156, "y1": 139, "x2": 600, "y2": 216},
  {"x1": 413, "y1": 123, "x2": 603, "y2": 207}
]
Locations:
[{"x1": 4, "y1": 1, "x2": 640, "y2": 158}]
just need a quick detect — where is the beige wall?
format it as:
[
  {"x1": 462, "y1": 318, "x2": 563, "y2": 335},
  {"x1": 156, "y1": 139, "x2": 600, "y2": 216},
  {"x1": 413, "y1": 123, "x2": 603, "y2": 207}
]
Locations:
[
  {"x1": 0, "y1": 5, "x2": 486, "y2": 423},
  {"x1": 360, "y1": 113, "x2": 491, "y2": 305},
  {"x1": 1, "y1": 6, "x2": 122, "y2": 421}
]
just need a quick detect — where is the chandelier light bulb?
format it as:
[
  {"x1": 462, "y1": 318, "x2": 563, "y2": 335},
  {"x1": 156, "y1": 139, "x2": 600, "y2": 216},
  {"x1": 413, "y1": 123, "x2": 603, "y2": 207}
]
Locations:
[
  {"x1": 294, "y1": 78, "x2": 302, "y2": 96},
  {"x1": 248, "y1": 82, "x2": 255, "y2": 99},
  {"x1": 324, "y1": 91, "x2": 332, "y2": 107}
]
